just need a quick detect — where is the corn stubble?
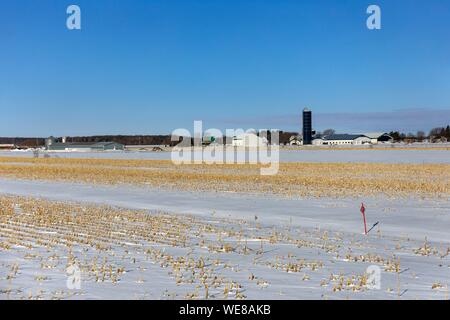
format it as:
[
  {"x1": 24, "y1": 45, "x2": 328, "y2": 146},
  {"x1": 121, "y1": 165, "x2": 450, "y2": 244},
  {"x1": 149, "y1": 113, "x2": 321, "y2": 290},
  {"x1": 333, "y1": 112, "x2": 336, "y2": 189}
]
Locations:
[
  {"x1": 1, "y1": 195, "x2": 448, "y2": 299},
  {"x1": 0, "y1": 157, "x2": 448, "y2": 198},
  {"x1": 0, "y1": 156, "x2": 449, "y2": 299}
]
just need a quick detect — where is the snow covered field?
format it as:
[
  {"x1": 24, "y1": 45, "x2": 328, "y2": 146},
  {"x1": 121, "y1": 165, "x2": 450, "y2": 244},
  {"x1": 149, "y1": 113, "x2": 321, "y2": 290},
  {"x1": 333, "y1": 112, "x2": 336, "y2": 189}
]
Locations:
[
  {"x1": 0, "y1": 179, "x2": 449, "y2": 243},
  {"x1": 0, "y1": 149, "x2": 449, "y2": 300},
  {"x1": 1, "y1": 148, "x2": 449, "y2": 164},
  {"x1": 0, "y1": 178, "x2": 449, "y2": 300}
]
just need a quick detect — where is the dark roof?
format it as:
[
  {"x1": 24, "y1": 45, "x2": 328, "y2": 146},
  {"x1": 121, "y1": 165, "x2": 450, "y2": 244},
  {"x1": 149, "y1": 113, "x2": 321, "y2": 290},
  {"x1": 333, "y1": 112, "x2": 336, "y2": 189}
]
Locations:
[
  {"x1": 362, "y1": 132, "x2": 393, "y2": 139},
  {"x1": 322, "y1": 134, "x2": 364, "y2": 141}
]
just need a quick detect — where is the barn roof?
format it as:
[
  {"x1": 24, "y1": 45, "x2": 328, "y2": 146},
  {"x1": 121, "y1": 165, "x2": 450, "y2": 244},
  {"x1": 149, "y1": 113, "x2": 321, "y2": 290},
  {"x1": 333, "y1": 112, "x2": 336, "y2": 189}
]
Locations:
[
  {"x1": 322, "y1": 134, "x2": 365, "y2": 141},
  {"x1": 363, "y1": 132, "x2": 390, "y2": 139}
]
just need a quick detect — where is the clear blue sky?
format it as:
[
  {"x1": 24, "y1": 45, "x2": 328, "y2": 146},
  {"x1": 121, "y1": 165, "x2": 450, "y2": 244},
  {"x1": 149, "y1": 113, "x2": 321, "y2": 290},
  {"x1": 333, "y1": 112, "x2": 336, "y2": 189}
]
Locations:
[{"x1": 1, "y1": 0, "x2": 449, "y2": 136}]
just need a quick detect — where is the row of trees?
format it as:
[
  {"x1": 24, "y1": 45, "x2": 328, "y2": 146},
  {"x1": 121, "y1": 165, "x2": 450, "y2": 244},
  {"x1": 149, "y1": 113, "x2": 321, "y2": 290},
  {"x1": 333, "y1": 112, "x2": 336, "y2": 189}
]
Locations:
[
  {"x1": 315, "y1": 126, "x2": 450, "y2": 143},
  {"x1": 0, "y1": 137, "x2": 45, "y2": 147},
  {"x1": 389, "y1": 126, "x2": 450, "y2": 142},
  {"x1": 57, "y1": 135, "x2": 178, "y2": 146},
  {"x1": 1, "y1": 125, "x2": 449, "y2": 147},
  {"x1": 0, "y1": 136, "x2": 180, "y2": 148}
]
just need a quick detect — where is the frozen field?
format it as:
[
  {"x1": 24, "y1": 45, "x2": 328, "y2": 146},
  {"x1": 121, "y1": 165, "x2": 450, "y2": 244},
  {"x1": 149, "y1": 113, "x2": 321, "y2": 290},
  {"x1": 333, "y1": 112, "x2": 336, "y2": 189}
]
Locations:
[
  {"x1": 0, "y1": 150, "x2": 448, "y2": 300},
  {"x1": 0, "y1": 178, "x2": 449, "y2": 300},
  {"x1": 0, "y1": 178, "x2": 449, "y2": 243},
  {"x1": 1, "y1": 149, "x2": 450, "y2": 164}
]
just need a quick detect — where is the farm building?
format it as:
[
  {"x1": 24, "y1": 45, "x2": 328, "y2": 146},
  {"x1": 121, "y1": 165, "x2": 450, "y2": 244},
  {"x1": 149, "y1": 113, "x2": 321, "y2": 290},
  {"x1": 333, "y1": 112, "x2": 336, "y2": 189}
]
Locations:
[
  {"x1": 46, "y1": 139, "x2": 124, "y2": 152},
  {"x1": 289, "y1": 135, "x2": 302, "y2": 146},
  {"x1": 46, "y1": 142, "x2": 124, "y2": 152},
  {"x1": 363, "y1": 132, "x2": 393, "y2": 144},
  {"x1": 0, "y1": 144, "x2": 17, "y2": 150},
  {"x1": 231, "y1": 133, "x2": 268, "y2": 147},
  {"x1": 313, "y1": 134, "x2": 371, "y2": 146}
]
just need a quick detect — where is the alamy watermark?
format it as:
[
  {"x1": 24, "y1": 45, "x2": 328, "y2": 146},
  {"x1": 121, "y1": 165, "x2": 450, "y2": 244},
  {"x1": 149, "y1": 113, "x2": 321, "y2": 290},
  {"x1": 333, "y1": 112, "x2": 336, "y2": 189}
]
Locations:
[
  {"x1": 65, "y1": 4, "x2": 381, "y2": 31},
  {"x1": 367, "y1": 5, "x2": 381, "y2": 30},
  {"x1": 366, "y1": 265, "x2": 381, "y2": 290},
  {"x1": 170, "y1": 121, "x2": 280, "y2": 175},
  {"x1": 66, "y1": 263, "x2": 82, "y2": 290},
  {"x1": 66, "y1": 5, "x2": 81, "y2": 30}
]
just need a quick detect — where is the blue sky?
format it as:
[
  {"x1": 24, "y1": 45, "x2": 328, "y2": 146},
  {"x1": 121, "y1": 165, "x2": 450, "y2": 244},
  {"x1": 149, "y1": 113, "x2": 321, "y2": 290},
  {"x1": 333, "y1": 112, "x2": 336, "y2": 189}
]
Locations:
[{"x1": 1, "y1": 0, "x2": 449, "y2": 136}]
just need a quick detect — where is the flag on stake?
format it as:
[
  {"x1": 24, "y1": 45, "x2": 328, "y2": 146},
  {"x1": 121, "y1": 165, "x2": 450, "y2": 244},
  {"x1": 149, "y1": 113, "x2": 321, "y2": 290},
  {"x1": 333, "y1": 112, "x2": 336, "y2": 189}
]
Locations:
[{"x1": 360, "y1": 203, "x2": 368, "y2": 235}]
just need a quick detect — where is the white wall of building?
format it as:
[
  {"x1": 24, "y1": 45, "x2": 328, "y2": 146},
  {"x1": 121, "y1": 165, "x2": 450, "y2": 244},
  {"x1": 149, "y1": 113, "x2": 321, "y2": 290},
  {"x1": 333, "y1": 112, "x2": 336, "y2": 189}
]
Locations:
[
  {"x1": 232, "y1": 133, "x2": 268, "y2": 147},
  {"x1": 312, "y1": 139, "x2": 324, "y2": 146},
  {"x1": 354, "y1": 137, "x2": 371, "y2": 145},
  {"x1": 313, "y1": 137, "x2": 371, "y2": 146}
]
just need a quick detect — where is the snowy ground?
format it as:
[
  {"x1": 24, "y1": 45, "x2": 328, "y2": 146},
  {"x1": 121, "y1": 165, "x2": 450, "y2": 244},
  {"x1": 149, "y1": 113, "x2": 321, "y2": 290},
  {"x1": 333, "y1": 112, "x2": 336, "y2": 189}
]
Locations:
[
  {"x1": 0, "y1": 178, "x2": 448, "y2": 243},
  {"x1": 0, "y1": 178, "x2": 449, "y2": 300},
  {"x1": 1, "y1": 148, "x2": 449, "y2": 300},
  {"x1": 1, "y1": 149, "x2": 449, "y2": 164}
]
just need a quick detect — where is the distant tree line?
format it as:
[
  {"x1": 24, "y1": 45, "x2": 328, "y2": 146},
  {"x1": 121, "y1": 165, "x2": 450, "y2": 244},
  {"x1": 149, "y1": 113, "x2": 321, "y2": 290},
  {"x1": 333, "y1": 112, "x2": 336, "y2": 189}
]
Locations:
[
  {"x1": 0, "y1": 136, "x2": 180, "y2": 147},
  {"x1": 58, "y1": 135, "x2": 180, "y2": 146},
  {"x1": 1, "y1": 125, "x2": 448, "y2": 148},
  {"x1": 388, "y1": 125, "x2": 450, "y2": 143},
  {"x1": 0, "y1": 137, "x2": 45, "y2": 147}
]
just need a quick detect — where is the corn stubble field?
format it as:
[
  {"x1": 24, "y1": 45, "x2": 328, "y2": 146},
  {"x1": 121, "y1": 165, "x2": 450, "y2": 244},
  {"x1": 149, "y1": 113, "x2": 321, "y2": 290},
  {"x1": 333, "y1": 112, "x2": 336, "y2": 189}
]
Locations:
[
  {"x1": 0, "y1": 157, "x2": 448, "y2": 197},
  {"x1": 0, "y1": 155, "x2": 449, "y2": 299}
]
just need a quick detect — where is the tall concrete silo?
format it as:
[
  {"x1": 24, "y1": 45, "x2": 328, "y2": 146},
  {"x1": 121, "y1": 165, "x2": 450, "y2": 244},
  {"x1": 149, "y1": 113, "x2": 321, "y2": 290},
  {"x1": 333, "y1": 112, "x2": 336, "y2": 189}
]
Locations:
[{"x1": 302, "y1": 108, "x2": 312, "y2": 145}]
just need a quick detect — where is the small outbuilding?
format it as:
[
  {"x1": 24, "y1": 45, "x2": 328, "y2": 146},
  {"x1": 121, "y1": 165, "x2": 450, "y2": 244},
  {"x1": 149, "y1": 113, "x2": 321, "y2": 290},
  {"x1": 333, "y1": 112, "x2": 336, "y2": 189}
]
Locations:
[{"x1": 363, "y1": 132, "x2": 393, "y2": 144}]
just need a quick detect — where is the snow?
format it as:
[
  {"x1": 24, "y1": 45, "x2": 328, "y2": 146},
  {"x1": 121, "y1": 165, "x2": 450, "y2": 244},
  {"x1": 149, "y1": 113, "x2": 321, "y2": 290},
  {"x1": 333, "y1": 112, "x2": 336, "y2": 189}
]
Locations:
[
  {"x1": 0, "y1": 149, "x2": 449, "y2": 164},
  {"x1": 0, "y1": 178, "x2": 448, "y2": 243},
  {"x1": 0, "y1": 178, "x2": 449, "y2": 300}
]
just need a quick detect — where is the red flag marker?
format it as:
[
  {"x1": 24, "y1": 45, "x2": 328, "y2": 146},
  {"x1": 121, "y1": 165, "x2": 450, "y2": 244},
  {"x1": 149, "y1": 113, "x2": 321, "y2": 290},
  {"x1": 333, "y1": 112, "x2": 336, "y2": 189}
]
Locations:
[{"x1": 360, "y1": 203, "x2": 368, "y2": 235}]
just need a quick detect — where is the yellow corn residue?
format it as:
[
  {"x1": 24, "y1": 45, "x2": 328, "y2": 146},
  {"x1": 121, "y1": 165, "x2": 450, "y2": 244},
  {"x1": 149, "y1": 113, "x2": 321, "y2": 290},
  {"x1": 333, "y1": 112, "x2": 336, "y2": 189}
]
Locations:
[{"x1": 0, "y1": 157, "x2": 448, "y2": 198}]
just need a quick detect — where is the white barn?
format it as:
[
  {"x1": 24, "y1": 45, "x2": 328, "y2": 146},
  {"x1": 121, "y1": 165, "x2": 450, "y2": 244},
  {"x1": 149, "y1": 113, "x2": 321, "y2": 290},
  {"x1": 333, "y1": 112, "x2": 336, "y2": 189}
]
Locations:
[
  {"x1": 313, "y1": 134, "x2": 371, "y2": 146},
  {"x1": 232, "y1": 133, "x2": 268, "y2": 147},
  {"x1": 363, "y1": 132, "x2": 393, "y2": 144}
]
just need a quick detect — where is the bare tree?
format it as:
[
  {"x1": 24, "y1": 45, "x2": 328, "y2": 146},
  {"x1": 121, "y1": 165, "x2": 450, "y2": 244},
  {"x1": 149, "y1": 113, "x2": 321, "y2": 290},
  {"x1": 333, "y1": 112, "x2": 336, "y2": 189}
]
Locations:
[
  {"x1": 429, "y1": 127, "x2": 444, "y2": 137},
  {"x1": 322, "y1": 129, "x2": 335, "y2": 136}
]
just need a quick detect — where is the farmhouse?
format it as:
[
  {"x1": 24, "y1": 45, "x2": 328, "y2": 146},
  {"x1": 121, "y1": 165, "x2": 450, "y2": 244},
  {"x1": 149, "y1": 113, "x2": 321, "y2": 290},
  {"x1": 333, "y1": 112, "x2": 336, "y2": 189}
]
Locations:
[{"x1": 289, "y1": 135, "x2": 302, "y2": 146}]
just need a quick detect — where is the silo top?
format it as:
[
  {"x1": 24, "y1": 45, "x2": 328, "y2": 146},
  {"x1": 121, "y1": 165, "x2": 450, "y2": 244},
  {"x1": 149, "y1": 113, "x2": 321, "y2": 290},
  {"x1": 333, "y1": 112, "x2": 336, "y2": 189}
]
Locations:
[{"x1": 303, "y1": 108, "x2": 311, "y2": 112}]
